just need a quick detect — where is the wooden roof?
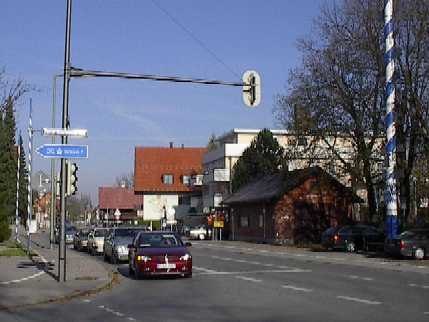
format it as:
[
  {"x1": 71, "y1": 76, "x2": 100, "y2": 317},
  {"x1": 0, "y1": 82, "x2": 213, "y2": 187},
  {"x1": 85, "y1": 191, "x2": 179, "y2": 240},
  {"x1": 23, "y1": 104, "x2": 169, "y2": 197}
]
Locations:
[{"x1": 223, "y1": 166, "x2": 360, "y2": 205}]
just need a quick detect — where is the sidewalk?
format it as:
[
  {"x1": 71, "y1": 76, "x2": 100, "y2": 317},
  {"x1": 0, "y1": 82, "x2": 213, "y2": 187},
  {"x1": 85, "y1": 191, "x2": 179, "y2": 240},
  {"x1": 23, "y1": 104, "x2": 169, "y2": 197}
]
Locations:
[
  {"x1": 194, "y1": 239, "x2": 429, "y2": 274},
  {"x1": 0, "y1": 229, "x2": 116, "y2": 310}
]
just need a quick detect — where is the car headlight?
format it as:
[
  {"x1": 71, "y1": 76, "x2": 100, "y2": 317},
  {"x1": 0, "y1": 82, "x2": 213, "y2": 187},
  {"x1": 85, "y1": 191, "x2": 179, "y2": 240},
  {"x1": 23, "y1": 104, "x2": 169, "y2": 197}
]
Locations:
[
  {"x1": 180, "y1": 253, "x2": 192, "y2": 261},
  {"x1": 137, "y1": 255, "x2": 151, "y2": 262},
  {"x1": 116, "y1": 245, "x2": 128, "y2": 254}
]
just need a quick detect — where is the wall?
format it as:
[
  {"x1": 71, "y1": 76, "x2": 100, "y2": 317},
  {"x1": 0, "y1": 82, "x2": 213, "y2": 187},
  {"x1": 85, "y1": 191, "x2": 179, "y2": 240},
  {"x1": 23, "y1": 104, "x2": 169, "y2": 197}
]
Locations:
[{"x1": 143, "y1": 194, "x2": 179, "y2": 221}]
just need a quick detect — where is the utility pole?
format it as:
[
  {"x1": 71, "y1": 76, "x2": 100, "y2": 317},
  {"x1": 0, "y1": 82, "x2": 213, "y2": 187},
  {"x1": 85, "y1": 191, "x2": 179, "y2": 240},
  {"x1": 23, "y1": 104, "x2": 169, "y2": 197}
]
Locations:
[
  {"x1": 27, "y1": 100, "x2": 34, "y2": 254},
  {"x1": 384, "y1": 0, "x2": 398, "y2": 239},
  {"x1": 59, "y1": 0, "x2": 72, "y2": 282},
  {"x1": 15, "y1": 133, "x2": 21, "y2": 242}
]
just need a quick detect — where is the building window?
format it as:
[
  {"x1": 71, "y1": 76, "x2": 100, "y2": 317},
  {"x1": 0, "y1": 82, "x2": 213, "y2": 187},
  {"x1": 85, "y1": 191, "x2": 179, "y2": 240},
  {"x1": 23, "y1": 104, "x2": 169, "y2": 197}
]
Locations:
[
  {"x1": 182, "y1": 175, "x2": 191, "y2": 185},
  {"x1": 240, "y1": 215, "x2": 249, "y2": 228},
  {"x1": 258, "y1": 214, "x2": 264, "y2": 228},
  {"x1": 162, "y1": 174, "x2": 174, "y2": 185}
]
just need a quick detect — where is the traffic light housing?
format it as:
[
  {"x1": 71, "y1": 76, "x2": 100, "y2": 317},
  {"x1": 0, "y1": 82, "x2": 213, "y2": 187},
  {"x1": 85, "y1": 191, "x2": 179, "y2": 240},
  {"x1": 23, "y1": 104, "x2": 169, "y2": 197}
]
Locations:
[
  {"x1": 66, "y1": 161, "x2": 78, "y2": 196},
  {"x1": 242, "y1": 70, "x2": 261, "y2": 107}
]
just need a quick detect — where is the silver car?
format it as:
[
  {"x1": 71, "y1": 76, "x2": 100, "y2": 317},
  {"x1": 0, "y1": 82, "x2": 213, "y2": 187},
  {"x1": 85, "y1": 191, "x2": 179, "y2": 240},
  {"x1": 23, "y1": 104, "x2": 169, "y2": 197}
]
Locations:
[
  {"x1": 87, "y1": 228, "x2": 109, "y2": 255},
  {"x1": 103, "y1": 227, "x2": 147, "y2": 264}
]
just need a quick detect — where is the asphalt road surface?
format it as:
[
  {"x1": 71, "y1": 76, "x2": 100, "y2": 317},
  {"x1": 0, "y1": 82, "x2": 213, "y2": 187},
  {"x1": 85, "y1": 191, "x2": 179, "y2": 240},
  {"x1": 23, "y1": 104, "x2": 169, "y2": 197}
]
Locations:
[{"x1": 1, "y1": 238, "x2": 428, "y2": 322}]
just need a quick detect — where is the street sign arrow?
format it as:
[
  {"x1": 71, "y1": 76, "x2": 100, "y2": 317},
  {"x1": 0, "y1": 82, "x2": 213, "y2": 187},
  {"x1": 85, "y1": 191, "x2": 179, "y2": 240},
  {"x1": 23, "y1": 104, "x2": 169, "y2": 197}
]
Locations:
[{"x1": 36, "y1": 144, "x2": 89, "y2": 159}]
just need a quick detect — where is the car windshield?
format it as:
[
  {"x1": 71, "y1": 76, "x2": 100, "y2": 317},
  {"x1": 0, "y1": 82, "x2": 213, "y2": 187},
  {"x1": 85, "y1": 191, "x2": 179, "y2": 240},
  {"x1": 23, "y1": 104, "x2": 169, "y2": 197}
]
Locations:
[
  {"x1": 138, "y1": 233, "x2": 183, "y2": 248},
  {"x1": 115, "y1": 229, "x2": 139, "y2": 237},
  {"x1": 94, "y1": 229, "x2": 108, "y2": 237}
]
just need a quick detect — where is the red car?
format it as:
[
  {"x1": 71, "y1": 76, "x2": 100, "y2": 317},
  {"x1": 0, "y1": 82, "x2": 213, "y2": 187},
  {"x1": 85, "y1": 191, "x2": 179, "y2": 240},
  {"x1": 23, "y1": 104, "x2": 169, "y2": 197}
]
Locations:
[{"x1": 128, "y1": 231, "x2": 192, "y2": 279}]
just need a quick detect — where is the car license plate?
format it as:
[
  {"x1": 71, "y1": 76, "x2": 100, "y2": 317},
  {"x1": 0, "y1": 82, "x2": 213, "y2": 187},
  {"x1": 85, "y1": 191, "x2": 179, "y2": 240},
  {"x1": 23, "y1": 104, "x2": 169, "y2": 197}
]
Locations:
[{"x1": 157, "y1": 263, "x2": 176, "y2": 269}]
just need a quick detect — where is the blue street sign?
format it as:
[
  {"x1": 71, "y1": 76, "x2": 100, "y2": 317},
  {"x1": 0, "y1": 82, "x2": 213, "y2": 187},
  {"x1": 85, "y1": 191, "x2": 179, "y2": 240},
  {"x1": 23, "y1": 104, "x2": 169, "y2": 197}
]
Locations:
[{"x1": 36, "y1": 144, "x2": 88, "y2": 159}]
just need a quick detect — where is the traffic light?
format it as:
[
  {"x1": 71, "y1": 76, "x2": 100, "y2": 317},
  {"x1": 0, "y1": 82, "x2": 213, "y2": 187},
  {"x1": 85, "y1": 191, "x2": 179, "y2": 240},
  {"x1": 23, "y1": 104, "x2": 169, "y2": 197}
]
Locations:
[
  {"x1": 242, "y1": 70, "x2": 261, "y2": 107},
  {"x1": 66, "y1": 161, "x2": 78, "y2": 196}
]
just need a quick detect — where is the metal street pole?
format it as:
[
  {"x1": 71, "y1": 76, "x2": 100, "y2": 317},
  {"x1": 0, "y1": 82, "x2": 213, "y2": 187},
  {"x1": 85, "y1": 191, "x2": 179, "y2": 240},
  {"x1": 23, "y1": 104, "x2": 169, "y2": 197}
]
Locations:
[
  {"x1": 15, "y1": 133, "x2": 21, "y2": 242},
  {"x1": 27, "y1": 99, "x2": 34, "y2": 254},
  {"x1": 50, "y1": 74, "x2": 62, "y2": 248},
  {"x1": 59, "y1": 0, "x2": 72, "y2": 283},
  {"x1": 384, "y1": 0, "x2": 398, "y2": 239}
]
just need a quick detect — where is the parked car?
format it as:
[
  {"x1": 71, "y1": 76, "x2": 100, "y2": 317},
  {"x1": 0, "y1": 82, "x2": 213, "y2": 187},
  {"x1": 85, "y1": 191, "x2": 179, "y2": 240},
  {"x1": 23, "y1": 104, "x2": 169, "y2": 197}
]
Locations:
[
  {"x1": 384, "y1": 229, "x2": 429, "y2": 259},
  {"x1": 189, "y1": 225, "x2": 212, "y2": 240},
  {"x1": 322, "y1": 224, "x2": 384, "y2": 252},
  {"x1": 73, "y1": 228, "x2": 90, "y2": 251},
  {"x1": 104, "y1": 227, "x2": 147, "y2": 264},
  {"x1": 128, "y1": 231, "x2": 192, "y2": 279},
  {"x1": 87, "y1": 228, "x2": 109, "y2": 255},
  {"x1": 65, "y1": 226, "x2": 78, "y2": 244}
]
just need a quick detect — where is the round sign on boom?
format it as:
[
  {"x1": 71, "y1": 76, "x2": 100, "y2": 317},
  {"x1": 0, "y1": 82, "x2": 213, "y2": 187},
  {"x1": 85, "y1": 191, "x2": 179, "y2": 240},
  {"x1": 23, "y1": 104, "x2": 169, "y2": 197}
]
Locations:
[{"x1": 242, "y1": 70, "x2": 261, "y2": 107}]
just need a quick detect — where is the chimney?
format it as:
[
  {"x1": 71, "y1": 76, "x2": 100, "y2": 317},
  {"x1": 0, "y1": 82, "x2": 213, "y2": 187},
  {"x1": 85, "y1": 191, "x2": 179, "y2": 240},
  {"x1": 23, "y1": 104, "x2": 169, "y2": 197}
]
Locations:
[{"x1": 169, "y1": 142, "x2": 173, "y2": 148}]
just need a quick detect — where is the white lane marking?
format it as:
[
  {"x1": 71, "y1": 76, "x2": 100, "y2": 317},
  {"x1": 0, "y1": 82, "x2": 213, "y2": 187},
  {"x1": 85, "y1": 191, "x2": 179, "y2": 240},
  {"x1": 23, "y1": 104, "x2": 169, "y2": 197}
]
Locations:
[
  {"x1": 336, "y1": 296, "x2": 382, "y2": 305},
  {"x1": 235, "y1": 276, "x2": 262, "y2": 283},
  {"x1": 98, "y1": 305, "x2": 105, "y2": 309},
  {"x1": 424, "y1": 312, "x2": 429, "y2": 315},
  {"x1": 113, "y1": 311, "x2": 124, "y2": 317},
  {"x1": 235, "y1": 259, "x2": 246, "y2": 263},
  {"x1": 263, "y1": 263, "x2": 274, "y2": 267},
  {"x1": 417, "y1": 266, "x2": 427, "y2": 269},
  {"x1": 282, "y1": 285, "x2": 313, "y2": 292},
  {"x1": 128, "y1": 318, "x2": 137, "y2": 321},
  {"x1": 0, "y1": 271, "x2": 45, "y2": 285},
  {"x1": 194, "y1": 266, "x2": 310, "y2": 275},
  {"x1": 409, "y1": 283, "x2": 429, "y2": 289},
  {"x1": 82, "y1": 299, "x2": 91, "y2": 303},
  {"x1": 346, "y1": 275, "x2": 373, "y2": 281},
  {"x1": 259, "y1": 250, "x2": 269, "y2": 253}
]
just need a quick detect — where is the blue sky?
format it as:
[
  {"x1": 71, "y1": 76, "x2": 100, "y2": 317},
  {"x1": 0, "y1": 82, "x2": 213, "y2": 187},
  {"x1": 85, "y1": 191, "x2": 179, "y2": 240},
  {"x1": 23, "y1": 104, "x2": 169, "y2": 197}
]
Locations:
[{"x1": 2, "y1": 0, "x2": 324, "y2": 203}]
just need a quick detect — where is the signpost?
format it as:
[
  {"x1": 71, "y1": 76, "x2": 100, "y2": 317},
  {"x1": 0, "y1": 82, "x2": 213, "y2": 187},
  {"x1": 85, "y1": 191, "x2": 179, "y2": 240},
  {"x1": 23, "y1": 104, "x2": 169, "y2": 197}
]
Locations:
[
  {"x1": 42, "y1": 128, "x2": 88, "y2": 138},
  {"x1": 36, "y1": 144, "x2": 88, "y2": 159}
]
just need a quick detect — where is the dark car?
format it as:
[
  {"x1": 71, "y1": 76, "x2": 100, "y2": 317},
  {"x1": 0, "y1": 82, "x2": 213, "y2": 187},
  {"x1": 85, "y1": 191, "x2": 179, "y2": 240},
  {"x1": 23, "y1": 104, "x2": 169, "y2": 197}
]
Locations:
[
  {"x1": 321, "y1": 226, "x2": 341, "y2": 250},
  {"x1": 128, "y1": 231, "x2": 192, "y2": 279},
  {"x1": 322, "y1": 224, "x2": 385, "y2": 252},
  {"x1": 104, "y1": 227, "x2": 147, "y2": 264},
  {"x1": 73, "y1": 229, "x2": 90, "y2": 251},
  {"x1": 64, "y1": 226, "x2": 77, "y2": 244},
  {"x1": 384, "y1": 229, "x2": 429, "y2": 260}
]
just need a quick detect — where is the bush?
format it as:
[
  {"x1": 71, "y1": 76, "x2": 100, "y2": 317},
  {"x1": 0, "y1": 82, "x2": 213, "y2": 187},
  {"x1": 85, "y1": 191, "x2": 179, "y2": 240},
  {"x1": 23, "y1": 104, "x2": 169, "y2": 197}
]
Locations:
[
  {"x1": 0, "y1": 220, "x2": 11, "y2": 242},
  {"x1": 137, "y1": 219, "x2": 161, "y2": 230}
]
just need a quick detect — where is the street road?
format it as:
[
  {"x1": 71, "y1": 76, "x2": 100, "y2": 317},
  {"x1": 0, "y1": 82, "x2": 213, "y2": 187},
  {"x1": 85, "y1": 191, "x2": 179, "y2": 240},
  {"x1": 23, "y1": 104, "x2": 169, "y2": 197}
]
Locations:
[{"x1": 1, "y1": 237, "x2": 428, "y2": 322}]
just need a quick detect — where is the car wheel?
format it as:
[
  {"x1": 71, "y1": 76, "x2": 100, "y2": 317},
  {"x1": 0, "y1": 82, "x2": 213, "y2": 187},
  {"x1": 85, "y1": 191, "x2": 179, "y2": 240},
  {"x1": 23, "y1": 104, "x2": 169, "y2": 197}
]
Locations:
[
  {"x1": 103, "y1": 252, "x2": 109, "y2": 262},
  {"x1": 415, "y1": 247, "x2": 425, "y2": 260},
  {"x1": 183, "y1": 272, "x2": 192, "y2": 278},
  {"x1": 346, "y1": 241, "x2": 356, "y2": 253},
  {"x1": 128, "y1": 264, "x2": 134, "y2": 276},
  {"x1": 198, "y1": 233, "x2": 205, "y2": 240}
]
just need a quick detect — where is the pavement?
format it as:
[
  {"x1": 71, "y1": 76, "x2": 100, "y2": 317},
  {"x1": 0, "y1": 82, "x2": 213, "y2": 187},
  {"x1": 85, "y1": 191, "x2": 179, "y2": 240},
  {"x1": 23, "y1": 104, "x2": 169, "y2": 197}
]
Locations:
[
  {"x1": 0, "y1": 228, "x2": 114, "y2": 311},
  {"x1": 1, "y1": 238, "x2": 427, "y2": 322}
]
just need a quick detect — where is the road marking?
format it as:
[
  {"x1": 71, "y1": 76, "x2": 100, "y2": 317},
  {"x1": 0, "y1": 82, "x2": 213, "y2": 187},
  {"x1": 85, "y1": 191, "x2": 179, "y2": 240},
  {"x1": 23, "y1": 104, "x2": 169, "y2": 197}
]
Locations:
[
  {"x1": 128, "y1": 318, "x2": 137, "y2": 321},
  {"x1": 193, "y1": 265, "x2": 310, "y2": 276},
  {"x1": 82, "y1": 299, "x2": 91, "y2": 303},
  {"x1": 0, "y1": 271, "x2": 45, "y2": 285},
  {"x1": 424, "y1": 312, "x2": 429, "y2": 315},
  {"x1": 282, "y1": 285, "x2": 313, "y2": 292},
  {"x1": 336, "y1": 296, "x2": 382, "y2": 305},
  {"x1": 346, "y1": 275, "x2": 373, "y2": 281},
  {"x1": 409, "y1": 283, "x2": 429, "y2": 289},
  {"x1": 235, "y1": 276, "x2": 262, "y2": 283},
  {"x1": 263, "y1": 263, "x2": 274, "y2": 267}
]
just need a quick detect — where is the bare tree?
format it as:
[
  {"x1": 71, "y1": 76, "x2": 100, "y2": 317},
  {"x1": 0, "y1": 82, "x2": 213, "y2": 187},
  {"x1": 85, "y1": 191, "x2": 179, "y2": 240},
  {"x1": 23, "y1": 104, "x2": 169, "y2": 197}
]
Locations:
[
  {"x1": 275, "y1": 0, "x2": 429, "y2": 225},
  {"x1": 114, "y1": 172, "x2": 134, "y2": 188}
]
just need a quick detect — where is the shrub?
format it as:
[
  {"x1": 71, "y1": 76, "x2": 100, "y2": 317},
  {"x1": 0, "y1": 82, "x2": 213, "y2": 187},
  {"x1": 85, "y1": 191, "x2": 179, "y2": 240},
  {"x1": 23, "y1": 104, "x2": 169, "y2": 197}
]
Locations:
[{"x1": 0, "y1": 219, "x2": 11, "y2": 242}]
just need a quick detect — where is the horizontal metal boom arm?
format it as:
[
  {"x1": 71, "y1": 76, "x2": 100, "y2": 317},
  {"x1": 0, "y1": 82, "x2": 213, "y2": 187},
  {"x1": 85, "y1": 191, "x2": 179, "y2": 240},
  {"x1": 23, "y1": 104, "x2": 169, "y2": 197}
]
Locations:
[{"x1": 70, "y1": 67, "x2": 245, "y2": 87}]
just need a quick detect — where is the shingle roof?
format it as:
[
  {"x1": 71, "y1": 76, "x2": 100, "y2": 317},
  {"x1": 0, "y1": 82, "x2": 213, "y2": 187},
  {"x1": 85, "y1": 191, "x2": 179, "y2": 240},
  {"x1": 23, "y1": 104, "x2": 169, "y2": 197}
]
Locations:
[
  {"x1": 99, "y1": 187, "x2": 143, "y2": 210},
  {"x1": 223, "y1": 166, "x2": 359, "y2": 205},
  {"x1": 134, "y1": 147, "x2": 207, "y2": 193}
]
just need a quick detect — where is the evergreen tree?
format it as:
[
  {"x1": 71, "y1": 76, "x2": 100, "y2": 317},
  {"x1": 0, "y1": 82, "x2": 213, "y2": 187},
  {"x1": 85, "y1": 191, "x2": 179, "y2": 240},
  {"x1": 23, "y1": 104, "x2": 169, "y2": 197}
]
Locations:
[
  {"x1": 3, "y1": 98, "x2": 17, "y2": 220},
  {"x1": 18, "y1": 135, "x2": 28, "y2": 225},
  {"x1": 231, "y1": 129, "x2": 286, "y2": 192}
]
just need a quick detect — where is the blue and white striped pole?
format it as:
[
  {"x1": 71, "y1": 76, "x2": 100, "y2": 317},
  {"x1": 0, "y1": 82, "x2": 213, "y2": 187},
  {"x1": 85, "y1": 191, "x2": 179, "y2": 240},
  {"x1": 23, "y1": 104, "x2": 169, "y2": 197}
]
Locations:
[
  {"x1": 15, "y1": 133, "x2": 21, "y2": 242},
  {"x1": 27, "y1": 99, "x2": 34, "y2": 252},
  {"x1": 384, "y1": 0, "x2": 398, "y2": 239}
]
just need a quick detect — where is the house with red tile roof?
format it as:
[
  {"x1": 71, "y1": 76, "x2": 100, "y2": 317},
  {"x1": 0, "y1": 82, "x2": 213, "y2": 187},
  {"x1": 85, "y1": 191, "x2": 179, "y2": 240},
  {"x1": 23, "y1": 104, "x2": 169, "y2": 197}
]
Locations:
[
  {"x1": 134, "y1": 145, "x2": 207, "y2": 223},
  {"x1": 98, "y1": 187, "x2": 144, "y2": 223}
]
